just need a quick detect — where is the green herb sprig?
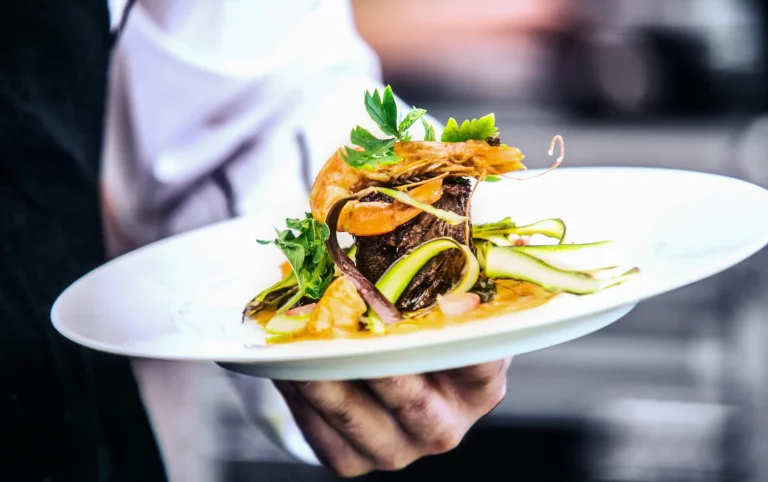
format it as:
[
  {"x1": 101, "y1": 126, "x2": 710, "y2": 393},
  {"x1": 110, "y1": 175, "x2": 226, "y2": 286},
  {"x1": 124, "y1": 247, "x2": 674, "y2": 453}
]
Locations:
[
  {"x1": 257, "y1": 213, "x2": 335, "y2": 312},
  {"x1": 342, "y1": 85, "x2": 431, "y2": 170},
  {"x1": 341, "y1": 86, "x2": 503, "y2": 174},
  {"x1": 440, "y1": 114, "x2": 499, "y2": 142}
]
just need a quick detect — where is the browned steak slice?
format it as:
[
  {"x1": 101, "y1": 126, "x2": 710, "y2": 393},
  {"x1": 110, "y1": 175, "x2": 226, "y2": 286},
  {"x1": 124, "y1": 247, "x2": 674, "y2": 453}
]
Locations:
[{"x1": 354, "y1": 178, "x2": 473, "y2": 311}]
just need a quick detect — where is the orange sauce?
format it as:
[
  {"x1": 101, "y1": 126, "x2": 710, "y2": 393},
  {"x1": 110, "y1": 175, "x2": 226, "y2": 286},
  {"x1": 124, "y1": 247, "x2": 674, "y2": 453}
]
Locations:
[{"x1": 249, "y1": 280, "x2": 553, "y2": 343}]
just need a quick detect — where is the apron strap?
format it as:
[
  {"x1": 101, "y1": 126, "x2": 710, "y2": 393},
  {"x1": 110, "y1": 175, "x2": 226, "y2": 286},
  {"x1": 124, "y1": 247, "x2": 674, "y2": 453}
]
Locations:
[{"x1": 110, "y1": 0, "x2": 137, "y2": 46}]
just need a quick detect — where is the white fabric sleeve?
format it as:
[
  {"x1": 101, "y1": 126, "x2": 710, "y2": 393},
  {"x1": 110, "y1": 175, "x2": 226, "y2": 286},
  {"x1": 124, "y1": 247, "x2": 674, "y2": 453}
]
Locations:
[{"x1": 101, "y1": 0, "x2": 442, "y2": 472}]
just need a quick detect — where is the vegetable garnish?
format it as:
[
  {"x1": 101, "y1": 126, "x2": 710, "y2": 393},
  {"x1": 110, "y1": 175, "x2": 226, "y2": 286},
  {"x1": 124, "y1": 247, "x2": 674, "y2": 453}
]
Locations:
[
  {"x1": 377, "y1": 238, "x2": 479, "y2": 301},
  {"x1": 342, "y1": 85, "x2": 429, "y2": 170},
  {"x1": 249, "y1": 272, "x2": 298, "y2": 307},
  {"x1": 421, "y1": 117, "x2": 436, "y2": 142},
  {"x1": 245, "y1": 243, "x2": 356, "y2": 320},
  {"x1": 473, "y1": 217, "x2": 515, "y2": 238},
  {"x1": 484, "y1": 246, "x2": 639, "y2": 295},
  {"x1": 243, "y1": 85, "x2": 640, "y2": 344},
  {"x1": 340, "y1": 85, "x2": 511, "y2": 171},
  {"x1": 473, "y1": 218, "x2": 567, "y2": 244},
  {"x1": 510, "y1": 241, "x2": 624, "y2": 272},
  {"x1": 256, "y1": 214, "x2": 336, "y2": 313},
  {"x1": 440, "y1": 114, "x2": 499, "y2": 143},
  {"x1": 355, "y1": 186, "x2": 469, "y2": 227},
  {"x1": 325, "y1": 196, "x2": 403, "y2": 325},
  {"x1": 366, "y1": 237, "x2": 481, "y2": 329},
  {"x1": 342, "y1": 127, "x2": 400, "y2": 170},
  {"x1": 265, "y1": 314, "x2": 310, "y2": 336},
  {"x1": 364, "y1": 85, "x2": 425, "y2": 140}
]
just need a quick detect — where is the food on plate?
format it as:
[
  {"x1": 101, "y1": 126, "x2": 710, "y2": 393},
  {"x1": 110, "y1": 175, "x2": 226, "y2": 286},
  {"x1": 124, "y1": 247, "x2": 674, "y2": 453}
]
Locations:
[{"x1": 243, "y1": 86, "x2": 639, "y2": 343}]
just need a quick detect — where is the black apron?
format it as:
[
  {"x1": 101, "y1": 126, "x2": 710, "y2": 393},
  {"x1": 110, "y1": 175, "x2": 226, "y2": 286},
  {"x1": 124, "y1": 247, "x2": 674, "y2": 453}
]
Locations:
[{"x1": 0, "y1": 1, "x2": 165, "y2": 480}]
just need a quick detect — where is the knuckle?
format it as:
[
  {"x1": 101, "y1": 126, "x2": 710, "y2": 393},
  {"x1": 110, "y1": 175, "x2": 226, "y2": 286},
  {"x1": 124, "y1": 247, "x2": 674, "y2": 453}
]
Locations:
[
  {"x1": 426, "y1": 427, "x2": 463, "y2": 454},
  {"x1": 394, "y1": 395, "x2": 430, "y2": 419},
  {"x1": 404, "y1": 396, "x2": 430, "y2": 417}
]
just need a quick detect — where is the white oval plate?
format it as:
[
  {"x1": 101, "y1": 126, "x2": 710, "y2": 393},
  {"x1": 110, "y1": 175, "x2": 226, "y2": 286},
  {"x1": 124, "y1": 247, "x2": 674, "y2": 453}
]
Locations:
[{"x1": 51, "y1": 167, "x2": 768, "y2": 380}]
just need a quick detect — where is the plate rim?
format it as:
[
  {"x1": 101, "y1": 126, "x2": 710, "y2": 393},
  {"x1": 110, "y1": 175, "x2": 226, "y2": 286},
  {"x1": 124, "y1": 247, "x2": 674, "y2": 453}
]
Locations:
[{"x1": 50, "y1": 166, "x2": 768, "y2": 362}]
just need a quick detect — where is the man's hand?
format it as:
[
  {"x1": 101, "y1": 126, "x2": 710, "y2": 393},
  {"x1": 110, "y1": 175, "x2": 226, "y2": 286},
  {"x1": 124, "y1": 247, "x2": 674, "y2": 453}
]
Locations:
[{"x1": 274, "y1": 357, "x2": 511, "y2": 477}]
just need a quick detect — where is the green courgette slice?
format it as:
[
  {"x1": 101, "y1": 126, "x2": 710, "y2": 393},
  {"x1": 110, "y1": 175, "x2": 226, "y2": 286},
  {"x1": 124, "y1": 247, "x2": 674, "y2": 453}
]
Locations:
[
  {"x1": 366, "y1": 237, "x2": 480, "y2": 332},
  {"x1": 512, "y1": 241, "x2": 622, "y2": 272},
  {"x1": 265, "y1": 314, "x2": 310, "y2": 335},
  {"x1": 507, "y1": 218, "x2": 566, "y2": 242},
  {"x1": 474, "y1": 218, "x2": 566, "y2": 244},
  {"x1": 484, "y1": 246, "x2": 638, "y2": 295}
]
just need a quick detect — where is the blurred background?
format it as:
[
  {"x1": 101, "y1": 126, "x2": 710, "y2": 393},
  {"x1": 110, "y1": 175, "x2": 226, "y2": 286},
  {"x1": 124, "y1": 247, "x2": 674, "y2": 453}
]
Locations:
[
  {"x1": 349, "y1": 0, "x2": 767, "y2": 481},
  {"x1": 224, "y1": 1, "x2": 768, "y2": 481}
]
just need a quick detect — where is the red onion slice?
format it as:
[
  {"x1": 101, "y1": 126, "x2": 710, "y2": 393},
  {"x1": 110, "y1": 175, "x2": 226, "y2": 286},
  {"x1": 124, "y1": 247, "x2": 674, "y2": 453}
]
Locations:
[{"x1": 325, "y1": 196, "x2": 403, "y2": 324}]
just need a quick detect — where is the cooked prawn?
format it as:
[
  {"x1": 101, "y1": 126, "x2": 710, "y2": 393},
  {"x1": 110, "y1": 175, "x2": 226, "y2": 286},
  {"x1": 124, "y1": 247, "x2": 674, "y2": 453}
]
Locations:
[
  {"x1": 337, "y1": 177, "x2": 444, "y2": 236},
  {"x1": 309, "y1": 140, "x2": 526, "y2": 233},
  {"x1": 308, "y1": 275, "x2": 367, "y2": 337}
]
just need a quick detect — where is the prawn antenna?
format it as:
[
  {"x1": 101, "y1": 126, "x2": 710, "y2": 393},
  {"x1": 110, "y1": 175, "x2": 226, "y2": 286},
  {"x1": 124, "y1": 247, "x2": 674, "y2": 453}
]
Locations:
[{"x1": 502, "y1": 135, "x2": 565, "y2": 181}]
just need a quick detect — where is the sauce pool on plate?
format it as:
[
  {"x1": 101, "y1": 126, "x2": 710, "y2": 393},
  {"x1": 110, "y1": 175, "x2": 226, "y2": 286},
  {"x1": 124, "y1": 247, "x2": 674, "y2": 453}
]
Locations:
[{"x1": 250, "y1": 280, "x2": 553, "y2": 343}]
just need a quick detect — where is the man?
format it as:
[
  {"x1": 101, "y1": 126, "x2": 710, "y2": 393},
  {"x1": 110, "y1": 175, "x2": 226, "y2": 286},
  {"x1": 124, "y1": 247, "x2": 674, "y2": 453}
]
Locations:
[
  {"x1": 104, "y1": 1, "x2": 513, "y2": 479},
  {"x1": 1, "y1": 1, "x2": 511, "y2": 480}
]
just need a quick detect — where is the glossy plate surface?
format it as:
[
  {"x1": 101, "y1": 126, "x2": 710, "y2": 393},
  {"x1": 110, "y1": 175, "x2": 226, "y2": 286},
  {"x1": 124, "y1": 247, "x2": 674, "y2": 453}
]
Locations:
[{"x1": 51, "y1": 168, "x2": 768, "y2": 380}]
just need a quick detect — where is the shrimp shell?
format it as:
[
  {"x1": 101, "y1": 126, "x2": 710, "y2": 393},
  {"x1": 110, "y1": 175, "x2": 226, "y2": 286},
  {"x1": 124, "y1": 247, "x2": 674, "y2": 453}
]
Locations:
[{"x1": 309, "y1": 140, "x2": 526, "y2": 227}]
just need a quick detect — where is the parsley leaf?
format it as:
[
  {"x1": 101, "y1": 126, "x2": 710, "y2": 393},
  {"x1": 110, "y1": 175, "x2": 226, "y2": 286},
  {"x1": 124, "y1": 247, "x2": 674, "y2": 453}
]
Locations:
[
  {"x1": 365, "y1": 86, "x2": 398, "y2": 137},
  {"x1": 350, "y1": 125, "x2": 384, "y2": 151},
  {"x1": 342, "y1": 129, "x2": 400, "y2": 170},
  {"x1": 421, "y1": 117, "x2": 436, "y2": 141},
  {"x1": 342, "y1": 86, "x2": 432, "y2": 169},
  {"x1": 441, "y1": 114, "x2": 499, "y2": 142},
  {"x1": 398, "y1": 107, "x2": 426, "y2": 135},
  {"x1": 258, "y1": 213, "x2": 335, "y2": 311}
]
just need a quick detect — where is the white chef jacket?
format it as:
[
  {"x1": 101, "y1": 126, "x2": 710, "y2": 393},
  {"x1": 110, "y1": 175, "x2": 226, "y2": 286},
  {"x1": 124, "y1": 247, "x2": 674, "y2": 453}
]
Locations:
[{"x1": 101, "y1": 1, "x2": 440, "y2": 481}]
